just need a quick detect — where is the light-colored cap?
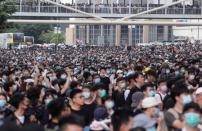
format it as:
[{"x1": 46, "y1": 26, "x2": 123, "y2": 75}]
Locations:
[{"x1": 141, "y1": 97, "x2": 159, "y2": 108}]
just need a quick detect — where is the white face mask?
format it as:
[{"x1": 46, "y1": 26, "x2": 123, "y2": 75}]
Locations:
[
  {"x1": 49, "y1": 76, "x2": 57, "y2": 82},
  {"x1": 45, "y1": 98, "x2": 53, "y2": 105},
  {"x1": 188, "y1": 75, "x2": 195, "y2": 81},
  {"x1": 12, "y1": 75, "x2": 16, "y2": 81},
  {"x1": 12, "y1": 85, "x2": 17, "y2": 92},
  {"x1": 105, "y1": 101, "x2": 114, "y2": 109},
  {"x1": 61, "y1": 74, "x2": 67, "y2": 79},
  {"x1": 120, "y1": 83, "x2": 127, "y2": 88},
  {"x1": 82, "y1": 91, "x2": 91, "y2": 99},
  {"x1": 2, "y1": 75, "x2": 7, "y2": 81}
]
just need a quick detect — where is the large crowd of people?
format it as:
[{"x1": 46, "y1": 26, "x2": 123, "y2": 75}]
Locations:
[{"x1": 0, "y1": 43, "x2": 201, "y2": 131}]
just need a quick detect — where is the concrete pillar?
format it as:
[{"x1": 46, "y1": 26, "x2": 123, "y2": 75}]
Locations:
[
  {"x1": 109, "y1": 25, "x2": 114, "y2": 46},
  {"x1": 150, "y1": 25, "x2": 157, "y2": 42},
  {"x1": 128, "y1": 25, "x2": 132, "y2": 46},
  {"x1": 66, "y1": 27, "x2": 76, "y2": 45},
  {"x1": 20, "y1": 0, "x2": 22, "y2": 12},
  {"x1": 101, "y1": 25, "x2": 104, "y2": 36},
  {"x1": 143, "y1": 25, "x2": 149, "y2": 43},
  {"x1": 79, "y1": 26, "x2": 85, "y2": 45},
  {"x1": 115, "y1": 25, "x2": 121, "y2": 46},
  {"x1": 99, "y1": 25, "x2": 104, "y2": 46},
  {"x1": 164, "y1": 26, "x2": 169, "y2": 41},
  {"x1": 86, "y1": 25, "x2": 90, "y2": 45},
  {"x1": 38, "y1": 0, "x2": 40, "y2": 12}
]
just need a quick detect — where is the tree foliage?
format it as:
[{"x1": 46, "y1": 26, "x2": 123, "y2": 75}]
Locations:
[
  {"x1": 5, "y1": 24, "x2": 52, "y2": 43},
  {"x1": 0, "y1": 0, "x2": 16, "y2": 32},
  {"x1": 39, "y1": 30, "x2": 65, "y2": 44}
]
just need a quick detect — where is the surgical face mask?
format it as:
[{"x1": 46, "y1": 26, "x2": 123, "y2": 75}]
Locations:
[
  {"x1": 94, "y1": 78, "x2": 101, "y2": 84},
  {"x1": 98, "y1": 89, "x2": 107, "y2": 98},
  {"x1": 160, "y1": 85, "x2": 168, "y2": 93},
  {"x1": 166, "y1": 69, "x2": 170, "y2": 74},
  {"x1": 195, "y1": 65, "x2": 199, "y2": 68},
  {"x1": 12, "y1": 75, "x2": 16, "y2": 81},
  {"x1": 148, "y1": 90, "x2": 155, "y2": 97},
  {"x1": 184, "y1": 112, "x2": 200, "y2": 127},
  {"x1": 175, "y1": 71, "x2": 180, "y2": 77},
  {"x1": 90, "y1": 70, "x2": 94, "y2": 75},
  {"x1": 105, "y1": 100, "x2": 114, "y2": 109},
  {"x1": 120, "y1": 83, "x2": 127, "y2": 88},
  {"x1": 188, "y1": 75, "x2": 195, "y2": 81},
  {"x1": 41, "y1": 90, "x2": 45, "y2": 97},
  {"x1": 12, "y1": 85, "x2": 17, "y2": 92},
  {"x1": 0, "y1": 100, "x2": 6, "y2": 109},
  {"x1": 153, "y1": 108, "x2": 161, "y2": 116},
  {"x1": 182, "y1": 95, "x2": 192, "y2": 105},
  {"x1": 82, "y1": 91, "x2": 91, "y2": 99},
  {"x1": 49, "y1": 76, "x2": 56, "y2": 82},
  {"x1": 118, "y1": 73, "x2": 123, "y2": 78},
  {"x1": 61, "y1": 74, "x2": 67, "y2": 79},
  {"x1": 147, "y1": 127, "x2": 156, "y2": 131},
  {"x1": 106, "y1": 70, "x2": 111, "y2": 74},
  {"x1": 42, "y1": 82, "x2": 48, "y2": 88},
  {"x1": 45, "y1": 98, "x2": 53, "y2": 105},
  {"x1": 2, "y1": 75, "x2": 7, "y2": 81},
  {"x1": 180, "y1": 68, "x2": 185, "y2": 73}
]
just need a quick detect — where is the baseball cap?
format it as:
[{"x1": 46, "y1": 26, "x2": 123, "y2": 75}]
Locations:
[
  {"x1": 141, "y1": 97, "x2": 159, "y2": 108},
  {"x1": 195, "y1": 87, "x2": 202, "y2": 95}
]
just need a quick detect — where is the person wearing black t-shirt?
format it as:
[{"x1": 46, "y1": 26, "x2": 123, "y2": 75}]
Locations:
[
  {"x1": 70, "y1": 89, "x2": 88, "y2": 126},
  {"x1": 46, "y1": 98, "x2": 70, "y2": 130},
  {"x1": 99, "y1": 67, "x2": 111, "y2": 93},
  {"x1": 125, "y1": 73, "x2": 145, "y2": 108},
  {"x1": 82, "y1": 85, "x2": 97, "y2": 125}
]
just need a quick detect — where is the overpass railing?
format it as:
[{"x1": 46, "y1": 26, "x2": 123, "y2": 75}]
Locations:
[{"x1": 12, "y1": 5, "x2": 202, "y2": 15}]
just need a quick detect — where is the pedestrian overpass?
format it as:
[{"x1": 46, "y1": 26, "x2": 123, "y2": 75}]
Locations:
[{"x1": 10, "y1": 0, "x2": 202, "y2": 21}]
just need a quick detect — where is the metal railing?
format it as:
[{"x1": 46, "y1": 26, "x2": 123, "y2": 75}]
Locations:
[{"x1": 12, "y1": 5, "x2": 202, "y2": 15}]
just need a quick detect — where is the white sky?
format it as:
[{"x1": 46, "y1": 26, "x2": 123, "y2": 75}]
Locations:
[{"x1": 60, "y1": 0, "x2": 72, "y2": 4}]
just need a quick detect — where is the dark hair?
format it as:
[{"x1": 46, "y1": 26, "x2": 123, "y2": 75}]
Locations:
[
  {"x1": 3, "y1": 82, "x2": 14, "y2": 92},
  {"x1": 69, "y1": 81, "x2": 79, "y2": 89},
  {"x1": 59, "y1": 114, "x2": 84, "y2": 131},
  {"x1": 9, "y1": 93, "x2": 25, "y2": 109},
  {"x1": 69, "y1": 89, "x2": 82, "y2": 99},
  {"x1": 157, "y1": 77, "x2": 167, "y2": 85},
  {"x1": 127, "y1": 72, "x2": 143, "y2": 82},
  {"x1": 170, "y1": 81, "x2": 188, "y2": 103},
  {"x1": 83, "y1": 71, "x2": 91, "y2": 79},
  {"x1": 100, "y1": 67, "x2": 106, "y2": 71},
  {"x1": 116, "y1": 77, "x2": 125, "y2": 83},
  {"x1": 47, "y1": 98, "x2": 66, "y2": 118},
  {"x1": 147, "y1": 70, "x2": 157, "y2": 78},
  {"x1": 52, "y1": 79, "x2": 59, "y2": 86},
  {"x1": 26, "y1": 87, "x2": 41, "y2": 106},
  {"x1": 111, "y1": 108, "x2": 133, "y2": 131},
  {"x1": 141, "y1": 82, "x2": 154, "y2": 92},
  {"x1": 183, "y1": 102, "x2": 201, "y2": 113}
]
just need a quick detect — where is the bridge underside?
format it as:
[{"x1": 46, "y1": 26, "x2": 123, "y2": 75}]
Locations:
[{"x1": 12, "y1": 12, "x2": 202, "y2": 19}]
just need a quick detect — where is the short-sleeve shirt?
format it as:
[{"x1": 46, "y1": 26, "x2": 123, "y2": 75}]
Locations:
[{"x1": 164, "y1": 109, "x2": 182, "y2": 131}]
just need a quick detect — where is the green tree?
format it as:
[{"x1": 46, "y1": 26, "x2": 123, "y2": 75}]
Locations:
[
  {"x1": 5, "y1": 24, "x2": 52, "y2": 43},
  {"x1": 0, "y1": 0, "x2": 16, "y2": 32},
  {"x1": 39, "y1": 30, "x2": 65, "y2": 44}
]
